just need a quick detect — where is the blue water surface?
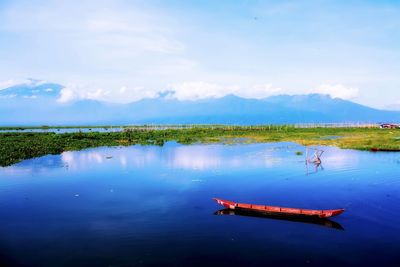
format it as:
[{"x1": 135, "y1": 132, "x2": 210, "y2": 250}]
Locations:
[{"x1": 0, "y1": 142, "x2": 399, "y2": 267}]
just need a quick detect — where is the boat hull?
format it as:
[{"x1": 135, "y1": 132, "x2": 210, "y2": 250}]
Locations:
[
  {"x1": 215, "y1": 209, "x2": 344, "y2": 230},
  {"x1": 213, "y1": 198, "x2": 344, "y2": 218}
]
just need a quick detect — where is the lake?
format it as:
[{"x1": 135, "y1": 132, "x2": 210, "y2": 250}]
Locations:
[
  {"x1": 0, "y1": 127, "x2": 124, "y2": 133},
  {"x1": 0, "y1": 142, "x2": 399, "y2": 266}
]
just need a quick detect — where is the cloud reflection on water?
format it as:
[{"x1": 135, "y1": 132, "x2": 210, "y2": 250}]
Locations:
[
  {"x1": 1, "y1": 142, "x2": 362, "y2": 175},
  {"x1": 168, "y1": 146, "x2": 222, "y2": 170}
]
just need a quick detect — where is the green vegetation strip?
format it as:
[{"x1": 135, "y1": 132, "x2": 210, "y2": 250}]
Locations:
[{"x1": 1, "y1": 126, "x2": 399, "y2": 167}]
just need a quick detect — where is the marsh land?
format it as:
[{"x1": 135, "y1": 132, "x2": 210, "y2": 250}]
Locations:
[{"x1": 1, "y1": 125, "x2": 399, "y2": 167}]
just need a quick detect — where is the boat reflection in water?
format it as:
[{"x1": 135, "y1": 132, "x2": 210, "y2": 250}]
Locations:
[{"x1": 214, "y1": 209, "x2": 344, "y2": 230}]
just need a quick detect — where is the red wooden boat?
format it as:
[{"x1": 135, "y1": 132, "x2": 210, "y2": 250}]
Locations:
[{"x1": 213, "y1": 198, "x2": 344, "y2": 218}]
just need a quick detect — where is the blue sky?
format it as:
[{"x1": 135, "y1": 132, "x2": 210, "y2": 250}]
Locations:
[{"x1": 0, "y1": 0, "x2": 399, "y2": 108}]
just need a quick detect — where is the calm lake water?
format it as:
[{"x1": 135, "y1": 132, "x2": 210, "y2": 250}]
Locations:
[
  {"x1": 0, "y1": 142, "x2": 399, "y2": 267},
  {"x1": 0, "y1": 127, "x2": 124, "y2": 133}
]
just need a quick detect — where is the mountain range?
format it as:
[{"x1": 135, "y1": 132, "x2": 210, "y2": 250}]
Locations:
[{"x1": 1, "y1": 80, "x2": 399, "y2": 125}]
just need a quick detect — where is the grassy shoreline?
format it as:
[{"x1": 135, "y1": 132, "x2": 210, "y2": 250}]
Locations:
[
  {"x1": 0, "y1": 124, "x2": 228, "y2": 130},
  {"x1": 1, "y1": 126, "x2": 399, "y2": 167}
]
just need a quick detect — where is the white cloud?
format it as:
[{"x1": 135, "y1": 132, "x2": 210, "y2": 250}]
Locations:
[
  {"x1": 166, "y1": 82, "x2": 230, "y2": 100},
  {"x1": 55, "y1": 80, "x2": 284, "y2": 103},
  {"x1": 54, "y1": 81, "x2": 283, "y2": 103},
  {"x1": 3, "y1": 78, "x2": 359, "y2": 104},
  {"x1": 311, "y1": 84, "x2": 359, "y2": 99},
  {"x1": 57, "y1": 84, "x2": 110, "y2": 103},
  {"x1": 56, "y1": 83, "x2": 160, "y2": 104},
  {"x1": 57, "y1": 87, "x2": 79, "y2": 103},
  {"x1": 23, "y1": 95, "x2": 37, "y2": 99},
  {"x1": 1, "y1": 1, "x2": 184, "y2": 56},
  {"x1": 166, "y1": 82, "x2": 282, "y2": 101},
  {"x1": 57, "y1": 84, "x2": 108, "y2": 103},
  {"x1": 241, "y1": 84, "x2": 282, "y2": 99}
]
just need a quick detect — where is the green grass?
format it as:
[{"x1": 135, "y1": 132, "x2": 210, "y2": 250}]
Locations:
[{"x1": 1, "y1": 126, "x2": 399, "y2": 167}]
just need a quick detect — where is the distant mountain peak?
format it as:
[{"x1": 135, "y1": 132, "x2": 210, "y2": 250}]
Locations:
[
  {"x1": 157, "y1": 90, "x2": 175, "y2": 99},
  {"x1": 220, "y1": 94, "x2": 242, "y2": 100},
  {"x1": 0, "y1": 79, "x2": 63, "y2": 99}
]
